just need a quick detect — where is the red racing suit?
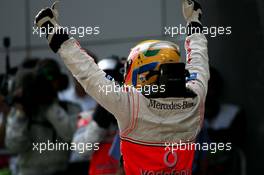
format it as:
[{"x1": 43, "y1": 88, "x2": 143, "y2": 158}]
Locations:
[{"x1": 58, "y1": 33, "x2": 209, "y2": 175}]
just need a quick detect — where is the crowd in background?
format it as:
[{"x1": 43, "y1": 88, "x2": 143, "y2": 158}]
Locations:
[{"x1": 0, "y1": 54, "x2": 246, "y2": 175}]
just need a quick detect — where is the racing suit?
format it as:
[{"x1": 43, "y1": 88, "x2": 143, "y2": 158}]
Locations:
[{"x1": 56, "y1": 33, "x2": 209, "y2": 174}]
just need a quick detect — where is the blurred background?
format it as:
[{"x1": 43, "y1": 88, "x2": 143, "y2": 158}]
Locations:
[{"x1": 0, "y1": 0, "x2": 264, "y2": 175}]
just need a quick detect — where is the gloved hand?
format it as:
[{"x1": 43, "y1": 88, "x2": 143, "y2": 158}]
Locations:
[
  {"x1": 182, "y1": 0, "x2": 203, "y2": 35},
  {"x1": 35, "y1": 1, "x2": 69, "y2": 53}
]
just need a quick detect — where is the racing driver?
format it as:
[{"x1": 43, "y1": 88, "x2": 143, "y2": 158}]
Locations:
[{"x1": 34, "y1": 0, "x2": 209, "y2": 174}]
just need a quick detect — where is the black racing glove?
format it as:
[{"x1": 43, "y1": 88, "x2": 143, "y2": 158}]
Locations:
[{"x1": 34, "y1": 1, "x2": 69, "y2": 53}]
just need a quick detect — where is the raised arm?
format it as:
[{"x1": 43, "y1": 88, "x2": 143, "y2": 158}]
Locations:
[
  {"x1": 34, "y1": 2, "x2": 129, "y2": 124},
  {"x1": 182, "y1": 0, "x2": 210, "y2": 98}
]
